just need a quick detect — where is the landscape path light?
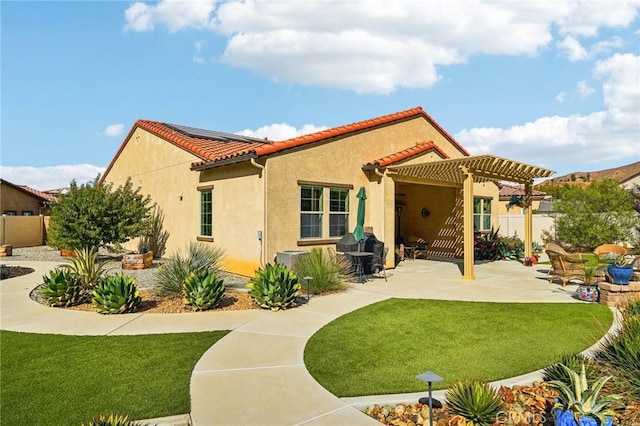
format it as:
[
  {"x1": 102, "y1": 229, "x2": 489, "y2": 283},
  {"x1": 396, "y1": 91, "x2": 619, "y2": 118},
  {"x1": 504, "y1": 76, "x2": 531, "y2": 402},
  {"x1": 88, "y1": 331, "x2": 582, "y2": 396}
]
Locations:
[
  {"x1": 416, "y1": 371, "x2": 443, "y2": 426},
  {"x1": 303, "y1": 276, "x2": 313, "y2": 301}
]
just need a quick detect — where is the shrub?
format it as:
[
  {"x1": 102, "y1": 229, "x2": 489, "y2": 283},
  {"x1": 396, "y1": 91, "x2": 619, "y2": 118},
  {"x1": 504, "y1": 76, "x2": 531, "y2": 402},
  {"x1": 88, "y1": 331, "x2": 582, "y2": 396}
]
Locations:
[
  {"x1": 81, "y1": 414, "x2": 139, "y2": 426},
  {"x1": 182, "y1": 270, "x2": 226, "y2": 311},
  {"x1": 292, "y1": 248, "x2": 349, "y2": 294},
  {"x1": 59, "y1": 246, "x2": 110, "y2": 288},
  {"x1": 446, "y1": 379, "x2": 504, "y2": 426},
  {"x1": 542, "y1": 353, "x2": 600, "y2": 385},
  {"x1": 40, "y1": 268, "x2": 84, "y2": 307},
  {"x1": 247, "y1": 263, "x2": 300, "y2": 311},
  {"x1": 155, "y1": 242, "x2": 225, "y2": 295},
  {"x1": 92, "y1": 274, "x2": 141, "y2": 314},
  {"x1": 137, "y1": 205, "x2": 169, "y2": 259},
  {"x1": 474, "y1": 229, "x2": 524, "y2": 261}
]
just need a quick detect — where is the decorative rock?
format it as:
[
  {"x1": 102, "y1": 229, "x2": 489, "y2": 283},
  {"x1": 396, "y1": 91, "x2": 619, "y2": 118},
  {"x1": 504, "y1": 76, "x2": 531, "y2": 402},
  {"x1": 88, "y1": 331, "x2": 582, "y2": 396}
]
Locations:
[{"x1": 418, "y1": 397, "x2": 442, "y2": 408}]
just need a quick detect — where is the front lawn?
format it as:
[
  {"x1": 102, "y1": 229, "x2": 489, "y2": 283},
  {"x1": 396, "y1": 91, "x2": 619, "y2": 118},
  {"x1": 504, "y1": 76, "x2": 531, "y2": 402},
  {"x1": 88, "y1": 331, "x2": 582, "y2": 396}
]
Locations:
[
  {"x1": 304, "y1": 299, "x2": 612, "y2": 397},
  {"x1": 0, "y1": 330, "x2": 228, "y2": 425}
]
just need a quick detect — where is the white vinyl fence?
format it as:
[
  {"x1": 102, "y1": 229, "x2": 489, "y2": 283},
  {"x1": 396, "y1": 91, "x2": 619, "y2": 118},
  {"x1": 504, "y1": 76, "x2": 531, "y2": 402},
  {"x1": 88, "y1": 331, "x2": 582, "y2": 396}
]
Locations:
[{"x1": 499, "y1": 214, "x2": 556, "y2": 245}]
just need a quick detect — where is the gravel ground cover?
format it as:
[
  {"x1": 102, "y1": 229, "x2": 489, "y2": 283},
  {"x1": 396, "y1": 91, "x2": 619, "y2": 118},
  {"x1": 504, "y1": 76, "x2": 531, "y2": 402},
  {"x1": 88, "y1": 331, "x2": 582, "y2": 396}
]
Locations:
[{"x1": 3, "y1": 246, "x2": 256, "y2": 313}]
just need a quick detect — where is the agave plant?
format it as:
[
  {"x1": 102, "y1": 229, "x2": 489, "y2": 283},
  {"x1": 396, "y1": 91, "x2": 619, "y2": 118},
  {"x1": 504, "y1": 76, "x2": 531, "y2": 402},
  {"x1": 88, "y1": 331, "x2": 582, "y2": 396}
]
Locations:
[
  {"x1": 92, "y1": 274, "x2": 141, "y2": 314},
  {"x1": 182, "y1": 270, "x2": 226, "y2": 311},
  {"x1": 40, "y1": 268, "x2": 84, "y2": 307},
  {"x1": 246, "y1": 263, "x2": 300, "y2": 311},
  {"x1": 446, "y1": 379, "x2": 505, "y2": 426},
  {"x1": 59, "y1": 246, "x2": 110, "y2": 288},
  {"x1": 81, "y1": 413, "x2": 139, "y2": 426},
  {"x1": 547, "y1": 363, "x2": 622, "y2": 426}
]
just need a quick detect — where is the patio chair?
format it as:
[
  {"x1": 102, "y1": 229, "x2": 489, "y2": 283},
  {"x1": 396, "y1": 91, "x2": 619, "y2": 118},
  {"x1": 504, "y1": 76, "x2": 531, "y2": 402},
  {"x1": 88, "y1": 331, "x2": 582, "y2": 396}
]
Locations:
[
  {"x1": 593, "y1": 244, "x2": 628, "y2": 261},
  {"x1": 406, "y1": 236, "x2": 428, "y2": 260},
  {"x1": 371, "y1": 247, "x2": 389, "y2": 281},
  {"x1": 545, "y1": 249, "x2": 587, "y2": 287}
]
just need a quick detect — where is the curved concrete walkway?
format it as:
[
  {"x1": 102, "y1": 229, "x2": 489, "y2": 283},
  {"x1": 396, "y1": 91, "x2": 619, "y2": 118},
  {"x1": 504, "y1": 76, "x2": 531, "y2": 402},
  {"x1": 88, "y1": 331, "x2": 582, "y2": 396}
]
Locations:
[{"x1": 1, "y1": 259, "x2": 602, "y2": 425}]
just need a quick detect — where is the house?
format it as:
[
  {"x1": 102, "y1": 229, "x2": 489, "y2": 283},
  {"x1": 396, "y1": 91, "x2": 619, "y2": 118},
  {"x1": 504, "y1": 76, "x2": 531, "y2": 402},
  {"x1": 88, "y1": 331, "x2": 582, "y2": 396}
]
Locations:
[
  {"x1": 0, "y1": 179, "x2": 57, "y2": 247},
  {"x1": 101, "y1": 107, "x2": 553, "y2": 280},
  {"x1": 0, "y1": 179, "x2": 57, "y2": 216},
  {"x1": 497, "y1": 183, "x2": 548, "y2": 215}
]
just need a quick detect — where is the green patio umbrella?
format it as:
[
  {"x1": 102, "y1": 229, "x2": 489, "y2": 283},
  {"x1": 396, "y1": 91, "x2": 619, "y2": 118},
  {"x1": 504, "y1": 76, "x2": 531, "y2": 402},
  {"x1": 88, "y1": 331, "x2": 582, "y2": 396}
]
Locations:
[{"x1": 353, "y1": 187, "x2": 367, "y2": 242}]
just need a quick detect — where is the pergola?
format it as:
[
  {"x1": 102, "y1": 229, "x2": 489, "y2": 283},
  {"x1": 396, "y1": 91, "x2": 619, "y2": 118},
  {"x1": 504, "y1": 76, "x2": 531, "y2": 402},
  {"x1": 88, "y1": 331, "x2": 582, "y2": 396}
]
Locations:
[{"x1": 388, "y1": 155, "x2": 554, "y2": 280}]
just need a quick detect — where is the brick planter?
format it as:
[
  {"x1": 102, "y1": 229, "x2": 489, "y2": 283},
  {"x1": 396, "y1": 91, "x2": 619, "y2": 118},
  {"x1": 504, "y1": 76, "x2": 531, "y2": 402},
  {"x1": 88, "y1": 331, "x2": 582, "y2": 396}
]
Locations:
[
  {"x1": 598, "y1": 281, "x2": 640, "y2": 307},
  {"x1": 122, "y1": 251, "x2": 153, "y2": 270}
]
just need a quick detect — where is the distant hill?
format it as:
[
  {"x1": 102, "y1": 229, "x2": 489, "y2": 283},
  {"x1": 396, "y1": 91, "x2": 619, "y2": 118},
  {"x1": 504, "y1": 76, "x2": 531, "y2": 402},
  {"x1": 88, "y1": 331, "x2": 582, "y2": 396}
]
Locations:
[{"x1": 539, "y1": 161, "x2": 640, "y2": 186}]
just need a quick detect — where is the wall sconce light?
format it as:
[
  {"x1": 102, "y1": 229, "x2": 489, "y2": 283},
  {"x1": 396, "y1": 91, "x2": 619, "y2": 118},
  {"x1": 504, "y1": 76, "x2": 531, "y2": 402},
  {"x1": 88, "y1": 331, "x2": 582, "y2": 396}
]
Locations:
[{"x1": 179, "y1": 195, "x2": 183, "y2": 201}]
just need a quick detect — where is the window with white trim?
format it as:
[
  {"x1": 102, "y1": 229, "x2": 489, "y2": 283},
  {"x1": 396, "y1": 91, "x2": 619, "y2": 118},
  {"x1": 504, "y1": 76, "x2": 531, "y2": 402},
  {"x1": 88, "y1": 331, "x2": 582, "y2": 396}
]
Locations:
[
  {"x1": 473, "y1": 197, "x2": 492, "y2": 232},
  {"x1": 300, "y1": 185, "x2": 350, "y2": 239}
]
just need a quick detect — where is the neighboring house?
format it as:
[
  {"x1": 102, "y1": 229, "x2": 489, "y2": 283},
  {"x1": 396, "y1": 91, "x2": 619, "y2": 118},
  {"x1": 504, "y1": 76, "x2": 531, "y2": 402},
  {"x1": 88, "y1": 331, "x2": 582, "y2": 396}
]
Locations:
[
  {"x1": 497, "y1": 183, "x2": 547, "y2": 215},
  {"x1": 0, "y1": 179, "x2": 57, "y2": 247},
  {"x1": 101, "y1": 107, "x2": 553, "y2": 280},
  {"x1": 0, "y1": 179, "x2": 57, "y2": 216}
]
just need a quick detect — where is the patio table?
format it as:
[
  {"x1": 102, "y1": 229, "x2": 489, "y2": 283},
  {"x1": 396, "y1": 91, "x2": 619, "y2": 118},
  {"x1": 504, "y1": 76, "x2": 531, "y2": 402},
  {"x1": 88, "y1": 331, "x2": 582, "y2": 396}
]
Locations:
[{"x1": 344, "y1": 251, "x2": 373, "y2": 283}]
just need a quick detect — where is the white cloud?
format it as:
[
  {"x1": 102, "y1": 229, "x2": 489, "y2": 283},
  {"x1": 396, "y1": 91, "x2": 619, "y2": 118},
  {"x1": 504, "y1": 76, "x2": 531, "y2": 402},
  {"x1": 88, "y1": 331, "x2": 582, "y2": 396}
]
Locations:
[
  {"x1": 555, "y1": 92, "x2": 566, "y2": 103},
  {"x1": 124, "y1": 0, "x2": 640, "y2": 93},
  {"x1": 557, "y1": 36, "x2": 588, "y2": 61},
  {"x1": 102, "y1": 123, "x2": 125, "y2": 137},
  {"x1": 124, "y1": 0, "x2": 215, "y2": 33},
  {"x1": 577, "y1": 80, "x2": 596, "y2": 98},
  {"x1": 0, "y1": 164, "x2": 106, "y2": 191},
  {"x1": 455, "y1": 53, "x2": 640, "y2": 171},
  {"x1": 237, "y1": 123, "x2": 329, "y2": 140}
]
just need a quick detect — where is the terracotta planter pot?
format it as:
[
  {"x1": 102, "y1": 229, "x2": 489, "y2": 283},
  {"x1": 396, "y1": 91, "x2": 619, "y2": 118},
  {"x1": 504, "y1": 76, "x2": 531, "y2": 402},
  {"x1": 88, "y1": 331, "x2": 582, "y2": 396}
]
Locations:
[{"x1": 60, "y1": 248, "x2": 76, "y2": 257}]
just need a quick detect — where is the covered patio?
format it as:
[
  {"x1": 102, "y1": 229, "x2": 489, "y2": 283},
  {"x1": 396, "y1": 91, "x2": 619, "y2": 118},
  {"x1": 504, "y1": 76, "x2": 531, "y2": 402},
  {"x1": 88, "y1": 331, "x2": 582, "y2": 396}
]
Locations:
[{"x1": 387, "y1": 155, "x2": 554, "y2": 280}]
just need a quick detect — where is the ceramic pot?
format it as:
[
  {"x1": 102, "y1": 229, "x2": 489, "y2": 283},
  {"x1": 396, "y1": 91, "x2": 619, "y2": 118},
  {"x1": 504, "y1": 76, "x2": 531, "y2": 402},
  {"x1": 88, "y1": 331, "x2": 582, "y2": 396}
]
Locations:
[
  {"x1": 607, "y1": 264, "x2": 633, "y2": 285},
  {"x1": 554, "y1": 409, "x2": 613, "y2": 426}
]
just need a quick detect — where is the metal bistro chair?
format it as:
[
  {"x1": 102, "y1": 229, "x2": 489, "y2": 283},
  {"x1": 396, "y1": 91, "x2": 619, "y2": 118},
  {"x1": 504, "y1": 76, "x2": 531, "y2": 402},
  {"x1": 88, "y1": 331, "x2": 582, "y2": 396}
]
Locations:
[{"x1": 371, "y1": 247, "x2": 389, "y2": 281}]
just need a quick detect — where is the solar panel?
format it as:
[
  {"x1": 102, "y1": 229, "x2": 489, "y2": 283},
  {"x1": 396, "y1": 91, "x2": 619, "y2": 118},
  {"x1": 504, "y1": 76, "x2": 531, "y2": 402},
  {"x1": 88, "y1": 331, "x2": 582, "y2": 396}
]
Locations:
[{"x1": 165, "y1": 123, "x2": 266, "y2": 144}]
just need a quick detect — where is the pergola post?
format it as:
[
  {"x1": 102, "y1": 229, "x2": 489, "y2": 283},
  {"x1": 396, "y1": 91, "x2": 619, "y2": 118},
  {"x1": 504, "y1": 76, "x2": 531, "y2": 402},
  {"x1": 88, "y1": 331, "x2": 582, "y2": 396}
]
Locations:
[
  {"x1": 461, "y1": 166, "x2": 475, "y2": 280},
  {"x1": 524, "y1": 180, "x2": 533, "y2": 259}
]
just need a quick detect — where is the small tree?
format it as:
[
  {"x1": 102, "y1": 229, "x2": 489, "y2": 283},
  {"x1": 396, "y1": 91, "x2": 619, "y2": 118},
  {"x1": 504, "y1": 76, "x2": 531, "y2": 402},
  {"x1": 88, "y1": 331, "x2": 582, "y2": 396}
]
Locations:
[
  {"x1": 47, "y1": 177, "x2": 152, "y2": 250},
  {"x1": 554, "y1": 179, "x2": 639, "y2": 251},
  {"x1": 138, "y1": 205, "x2": 170, "y2": 258}
]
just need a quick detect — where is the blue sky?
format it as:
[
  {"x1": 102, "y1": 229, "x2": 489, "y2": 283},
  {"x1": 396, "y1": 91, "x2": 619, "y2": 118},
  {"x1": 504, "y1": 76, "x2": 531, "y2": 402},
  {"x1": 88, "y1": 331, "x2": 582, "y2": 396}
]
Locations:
[{"x1": 2, "y1": 0, "x2": 639, "y2": 190}]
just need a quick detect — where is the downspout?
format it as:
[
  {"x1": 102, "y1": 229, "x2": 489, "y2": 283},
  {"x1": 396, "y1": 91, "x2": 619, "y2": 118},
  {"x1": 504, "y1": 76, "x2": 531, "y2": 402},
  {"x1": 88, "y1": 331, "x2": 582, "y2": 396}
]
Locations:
[{"x1": 250, "y1": 158, "x2": 266, "y2": 266}]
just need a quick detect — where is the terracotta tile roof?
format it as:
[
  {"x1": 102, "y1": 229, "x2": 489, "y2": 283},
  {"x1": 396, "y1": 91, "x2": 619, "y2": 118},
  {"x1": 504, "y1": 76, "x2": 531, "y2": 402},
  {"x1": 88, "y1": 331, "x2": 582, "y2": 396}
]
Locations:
[
  {"x1": 364, "y1": 141, "x2": 449, "y2": 169},
  {"x1": 102, "y1": 106, "x2": 470, "y2": 178},
  {"x1": 498, "y1": 183, "x2": 546, "y2": 197}
]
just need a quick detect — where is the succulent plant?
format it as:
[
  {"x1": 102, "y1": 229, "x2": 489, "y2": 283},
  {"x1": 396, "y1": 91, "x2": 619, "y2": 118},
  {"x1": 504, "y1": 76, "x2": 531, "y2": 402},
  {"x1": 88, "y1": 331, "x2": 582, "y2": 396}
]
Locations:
[
  {"x1": 59, "y1": 246, "x2": 110, "y2": 288},
  {"x1": 548, "y1": 363, "x2": 622, "y2": 425},
  {"x1": 40, "y1": 268, "x2": 84, "y2": 307},
  {"x1": 246, "y1": 263, "x2": 300, "y2": 311},
  {"x1": 446, "y1": 379, "x2": 505, "y2": 426},
  {"x1": 81, "y1": 413, "x2": 139, "y2": 426},
  {"x1": 92, "y1": 274, "x2": 141, "y2": 314},
  {"x1": 182, "y1": 270, "x2": 226, "y2": 311}
]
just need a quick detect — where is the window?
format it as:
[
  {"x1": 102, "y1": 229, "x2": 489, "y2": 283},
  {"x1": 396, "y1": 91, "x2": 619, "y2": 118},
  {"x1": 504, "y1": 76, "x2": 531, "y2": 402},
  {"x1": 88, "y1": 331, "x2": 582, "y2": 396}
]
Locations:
[
  {"x1": 22, "y1": 211, "x2": 33, "y2": 216},
  {"x1": 200, "y1": 189, "x2": 212, "y2": 236},
  {"x1": 329, "y1": 188, "x2": 349, "y2": 237},
  {"x1": 473, "y1": 198, "x2": 492, "y2": 232},
  {"x1": 300, "y1": 184, "x2": 350, "y2": 239},
  {"x1": 3, "y1": 211, "x2": 17, "y2": 216},
  {"x1": 300, "y1": 185, "x2": 323, "y2": 238}
]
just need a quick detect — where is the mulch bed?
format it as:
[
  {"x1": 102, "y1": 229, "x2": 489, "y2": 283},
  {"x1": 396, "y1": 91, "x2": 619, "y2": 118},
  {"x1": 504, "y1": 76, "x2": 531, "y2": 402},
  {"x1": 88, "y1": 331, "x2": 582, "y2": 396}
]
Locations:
[{"x1": 1, "y1": 265, "x2": 35, "y2": 280}]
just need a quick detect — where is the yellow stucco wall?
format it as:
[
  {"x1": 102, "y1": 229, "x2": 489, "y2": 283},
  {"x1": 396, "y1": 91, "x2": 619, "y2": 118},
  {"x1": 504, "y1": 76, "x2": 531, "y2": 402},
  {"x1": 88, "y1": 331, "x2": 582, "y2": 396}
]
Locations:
[
  {"x1": 102, "y1": 128, "x2": 202, "y2": 257},
  {"x1": 1, "y1": 183, "x2": 46, "y2": 215}
]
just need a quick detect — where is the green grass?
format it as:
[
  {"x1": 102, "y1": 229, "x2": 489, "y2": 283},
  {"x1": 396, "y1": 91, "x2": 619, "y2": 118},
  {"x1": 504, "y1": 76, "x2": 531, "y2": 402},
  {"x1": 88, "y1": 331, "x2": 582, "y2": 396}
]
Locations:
[
  {"x1": 0, "y1": 330, "x2": 228, "y2": 425},
  {"x1": 304, "y1": 299, "x2": 612, "y2": 397}
]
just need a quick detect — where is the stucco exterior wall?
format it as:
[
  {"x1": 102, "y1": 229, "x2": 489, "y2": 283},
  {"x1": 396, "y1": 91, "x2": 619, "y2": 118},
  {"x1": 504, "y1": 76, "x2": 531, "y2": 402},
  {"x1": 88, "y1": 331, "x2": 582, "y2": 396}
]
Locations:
[
  {"x1": 262, "y1": 116, "x2": 466, "y2": 267},
  {"x1": 0, "y1": 215, "x2": 45, "y2": 247},
  {"x1": 101, "y1": 128, "x2": 202, "y2": 256},
  {"x1": 1, "y1": 184, "x2": 45, "y2": 215}
]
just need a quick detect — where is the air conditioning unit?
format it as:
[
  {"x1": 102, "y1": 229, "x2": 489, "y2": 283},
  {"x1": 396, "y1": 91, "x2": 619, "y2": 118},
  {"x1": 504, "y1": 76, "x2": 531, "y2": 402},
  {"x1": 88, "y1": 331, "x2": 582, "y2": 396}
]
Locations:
[{"x1": 276, "y1": 250, "x2": 308, "y2": 269}]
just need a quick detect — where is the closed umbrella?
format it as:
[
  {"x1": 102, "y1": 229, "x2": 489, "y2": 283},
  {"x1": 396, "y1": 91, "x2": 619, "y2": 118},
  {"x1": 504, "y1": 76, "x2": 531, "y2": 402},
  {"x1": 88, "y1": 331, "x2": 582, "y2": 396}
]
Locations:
[{"x1": 353, "y1": 187, "x2": 367, "y2": 243}]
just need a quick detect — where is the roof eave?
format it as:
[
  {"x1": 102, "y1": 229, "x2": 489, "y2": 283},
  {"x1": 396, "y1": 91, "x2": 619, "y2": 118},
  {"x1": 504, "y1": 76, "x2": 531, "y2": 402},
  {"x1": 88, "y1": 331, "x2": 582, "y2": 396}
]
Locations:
[{"x1": 191, "y1": 153, "x2": 258, "y2": 171}]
